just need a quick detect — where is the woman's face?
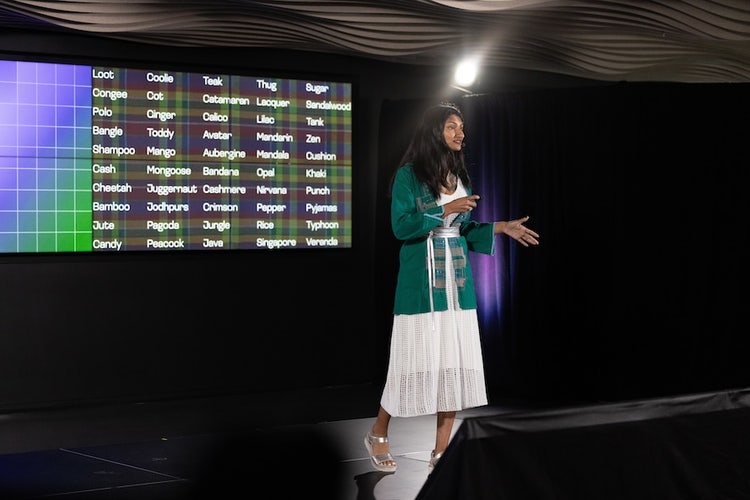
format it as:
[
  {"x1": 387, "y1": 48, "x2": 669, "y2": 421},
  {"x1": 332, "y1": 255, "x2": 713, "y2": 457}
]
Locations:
[{"x1": 442, "y1": 114, "x2": 465, "y2": 152}]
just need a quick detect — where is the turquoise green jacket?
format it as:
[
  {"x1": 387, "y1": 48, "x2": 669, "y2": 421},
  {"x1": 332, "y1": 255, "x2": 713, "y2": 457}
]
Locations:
[{"x1": 391, "y1": 164, "x2": 496, "y2": 315}]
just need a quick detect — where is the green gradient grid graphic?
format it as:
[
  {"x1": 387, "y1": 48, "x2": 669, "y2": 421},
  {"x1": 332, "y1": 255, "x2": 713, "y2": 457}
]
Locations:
[{"x1": 0, "y1": 60, "x2": 92, "y2": 252}]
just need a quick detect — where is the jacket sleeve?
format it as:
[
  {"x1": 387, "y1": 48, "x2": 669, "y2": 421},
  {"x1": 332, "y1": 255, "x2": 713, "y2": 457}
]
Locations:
[
  {"x1": 461, "y1": 220, "x2": 496, "y2": 255},
  {"x1": 390, "y1": 166, "x2": 443, "y2": 241}
]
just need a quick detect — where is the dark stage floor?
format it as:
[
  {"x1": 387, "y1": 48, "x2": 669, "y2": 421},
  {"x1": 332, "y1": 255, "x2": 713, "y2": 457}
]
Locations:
[
  {"x1": 0, "y1": 384, "x2": 529, "y2": 499},
  {"x1": 3, "y1": 386, "x2": 749, "y2": 499}
]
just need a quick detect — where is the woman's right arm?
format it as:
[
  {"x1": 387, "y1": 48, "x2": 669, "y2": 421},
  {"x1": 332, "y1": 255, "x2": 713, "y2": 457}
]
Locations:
[{"x1": 390, "y1": 167, "x2": 443, "y2": 240}]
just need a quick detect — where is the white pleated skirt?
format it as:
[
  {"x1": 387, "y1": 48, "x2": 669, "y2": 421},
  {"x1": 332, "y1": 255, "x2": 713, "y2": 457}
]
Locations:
[{"x1": 380, "y1": 242, "x2": 488, "y2": 417}]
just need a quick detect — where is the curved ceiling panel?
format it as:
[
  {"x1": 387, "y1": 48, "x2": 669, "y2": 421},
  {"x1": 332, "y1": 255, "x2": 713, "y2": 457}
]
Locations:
[{"x1": 0, "y1": 0, "x2": 748, "y2": 83}]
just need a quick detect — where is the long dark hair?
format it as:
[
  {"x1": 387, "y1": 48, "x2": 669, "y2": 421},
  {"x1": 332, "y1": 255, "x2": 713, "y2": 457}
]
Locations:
[{"x1": 389, "y1": 102, "x2": 471, "y2": 198}]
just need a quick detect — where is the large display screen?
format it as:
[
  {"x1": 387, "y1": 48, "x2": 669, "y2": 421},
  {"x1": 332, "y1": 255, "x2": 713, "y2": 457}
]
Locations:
[{"x1": 0, "y1": 58, "x2": 353, "y2": 253}]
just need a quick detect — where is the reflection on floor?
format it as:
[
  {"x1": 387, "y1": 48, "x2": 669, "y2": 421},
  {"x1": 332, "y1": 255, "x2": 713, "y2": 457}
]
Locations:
[{"x1": 0, "y1": 385, "x2": 534, "y2": 499}]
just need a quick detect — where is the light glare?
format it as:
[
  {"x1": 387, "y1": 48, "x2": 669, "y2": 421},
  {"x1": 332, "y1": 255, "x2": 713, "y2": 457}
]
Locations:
[{"x1": 454, "y1": 59, "x2": 478, "y2": 87}]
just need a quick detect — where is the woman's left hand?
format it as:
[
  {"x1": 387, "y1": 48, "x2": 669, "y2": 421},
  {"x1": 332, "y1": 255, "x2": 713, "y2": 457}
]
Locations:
[{"x1": 500, "y1": 216, "x2": 540, "y2": 247}]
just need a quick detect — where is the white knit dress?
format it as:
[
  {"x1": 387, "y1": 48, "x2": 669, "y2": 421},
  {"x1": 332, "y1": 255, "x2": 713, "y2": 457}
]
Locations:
[{"x1": 380, "y1": 182, "x2": 489, "y2": 417}]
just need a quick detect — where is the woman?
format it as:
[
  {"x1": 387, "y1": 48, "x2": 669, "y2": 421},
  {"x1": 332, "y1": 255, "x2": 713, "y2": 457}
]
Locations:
[{"x1": 364, "y1": 102, "x2": 539, "y2": 473}]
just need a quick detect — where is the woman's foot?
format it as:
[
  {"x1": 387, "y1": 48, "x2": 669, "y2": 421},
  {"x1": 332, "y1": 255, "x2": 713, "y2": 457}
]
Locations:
[
  {"x1": 364, "y1": 431, "x2": 397, "y2": 472},
  {"x1": 428, "y1": 450, "x2": 444, "y2": 471}
]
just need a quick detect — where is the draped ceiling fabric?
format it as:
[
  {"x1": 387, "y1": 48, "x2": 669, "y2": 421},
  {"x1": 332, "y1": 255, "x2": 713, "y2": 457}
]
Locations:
[{"x1": 0, "y1": 0, "x2": 749, "y2": 83}]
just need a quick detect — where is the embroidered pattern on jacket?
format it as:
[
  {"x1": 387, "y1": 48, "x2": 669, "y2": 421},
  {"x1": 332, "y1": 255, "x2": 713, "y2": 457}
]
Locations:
[{"x1": 431, "y1": 237, "x2": 467, "y2": 289}]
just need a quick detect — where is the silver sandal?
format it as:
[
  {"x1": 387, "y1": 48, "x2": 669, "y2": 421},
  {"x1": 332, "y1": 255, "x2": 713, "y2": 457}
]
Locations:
[
  {"x1": 364, "y1": 431, "x2": 397, "y2": 472},
  {"x1": 428, "y1": 450, "x2": 443, "y2": 472}
]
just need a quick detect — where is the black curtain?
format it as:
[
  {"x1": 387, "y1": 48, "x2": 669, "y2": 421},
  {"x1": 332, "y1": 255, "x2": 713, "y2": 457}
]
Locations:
[{"x1": 378, "y1": 82, "x2": 750, "y2": 405}]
